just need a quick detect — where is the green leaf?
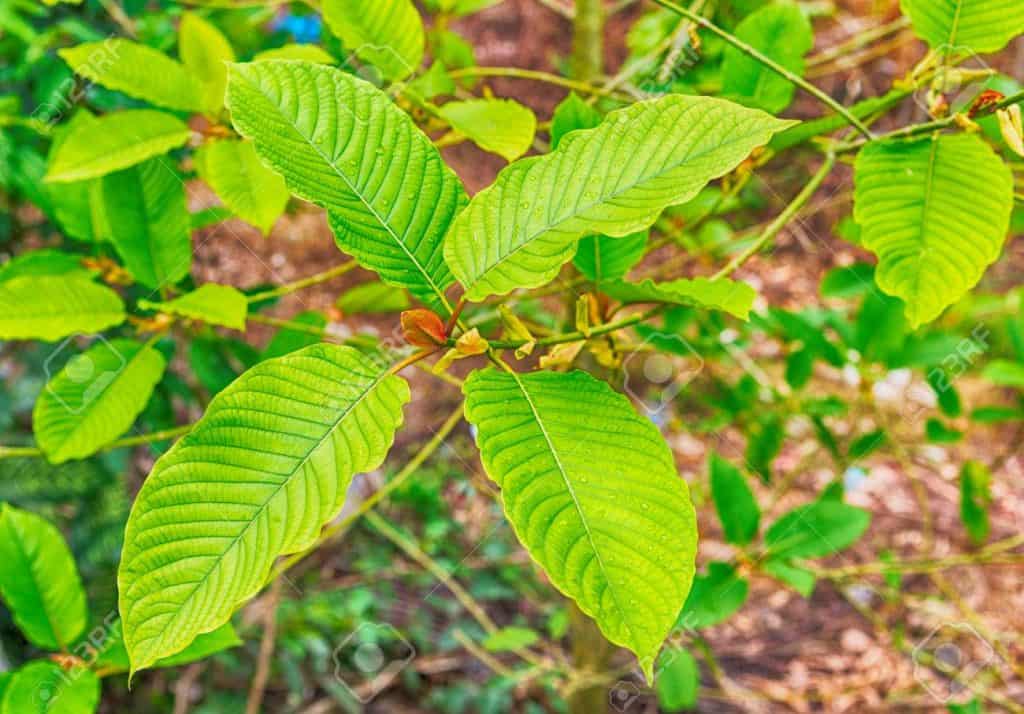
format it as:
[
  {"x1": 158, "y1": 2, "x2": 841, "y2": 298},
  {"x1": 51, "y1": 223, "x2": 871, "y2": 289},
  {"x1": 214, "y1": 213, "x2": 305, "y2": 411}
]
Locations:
[
  {"x1": 445, "y1": 96, "x2": 794, "y2": 301},
  {"x1": 1, "y1": 661, "x2": 99, "y2": 714},
  {"x1": 0, "y1": 250, "x2": 89, "y2": 283},
  {"x1": 253, "y1": 44, "x2": 337, "y2": 64},
  {"x1": 655, "y1": 647, "x2": 699, "y2": 712},
  {"x1": 227, "y1": 60, "x2": 466, "y2": 311},
  {"x1": 709, "y1": 453, "x2": 759, "y2": 546},
  {"x1": 853, "y1": 134, "x2": 1014, "y2": 328},
  {"x1": 261, "y1": 311, "x2": 327, "y2": 359},
  {"x1": 336, "y1": 282, "x2": 411, "y2": 315},
  {"x1": 926, "y1": 417, "x2": 963, "y2": 443},
  {"x1": 573, "y1": 232, "x2": 647, "y2": 282},
  {"x1": 139, "y1": 283, "x2": 248, "y2": 330},
  {"x1": 0, "y1": 274, "x2": 125, "y2": 341},
  {"x1": 677, "y1": 562, "x2": 748, "y2": 629},
  {"x1": 900, "y1": 0, "x2": 1024, "y2": 53},
  {"x1": 766, "y1": 499, "x2": 871, "y2": 559},
  {"x1": 101, "y1": 158, "x2": 192, "y2": 290},
  {"x1": 438, "y1": 98, "x2": 536, "y2": 161},
  {"x1": 721, "y1": 2, "x2": 813, "y2": 113},
  {"x1": 482, "y1": 626, "x2": 539, "y2": 652},
  {"x1": 983, "y1": 359, "x2": 1024, "y2": 389},
  {"x1": 322, "y1": 0, "x2": 424, "y2": 80},
  {"x1": 194, "y1": 139, "x2": 289, "y2": 235},
  {"x1": 550, "y1": 91, "x2": 602, "y2": 150},
  {"x1": 33, "y1": 339, "x2": 167, "y2": 464},
  {"x1": 59, "y1": 39, "x2": 204, "y2": 112},
  {"x1": 46, "y1": 112, "x2": 108, "y2": 243},
  {"x1": 45, "y1": 110, "x2": 192, "y2": 183},
  {"x1": 94, "y1": 621, "x2": 242, "y2": 673},
  {"x1": 179, "y1": 13, "x2": 236, "y2": 114},
  {"x1": 463, "y1": 368, "x2": 697, "y2": 678},
  {"x1": 118, "y1": 344, "x2": 410, "y2": 673},
  {"x1": 0, "y1": 504, "x2": 88, "y2": 650},
  {"x1": 600, "y1": 277, "x2": 756, "y2": 320},
  {"x1": 960, "y1": 460, "x2": 991, "y2": 545},
  {"x1": 762, "y1": 556, "x2": 816, "y2": 596}
]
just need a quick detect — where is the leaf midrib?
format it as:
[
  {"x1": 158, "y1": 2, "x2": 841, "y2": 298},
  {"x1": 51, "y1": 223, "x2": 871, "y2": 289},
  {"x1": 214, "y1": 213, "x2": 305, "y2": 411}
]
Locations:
[
  {"x1": 5, "y1": 513, "x2": 66, "y2": 650},
  {"x1": 131, "y1": 360, "x2": 391, "y2": 666},
  {"x1": 508, "y1": 371, "x2": 638, "y2": 646}
]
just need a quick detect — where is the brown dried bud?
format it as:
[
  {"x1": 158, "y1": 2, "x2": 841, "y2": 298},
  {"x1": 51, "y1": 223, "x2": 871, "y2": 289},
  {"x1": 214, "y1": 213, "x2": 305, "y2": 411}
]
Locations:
[{"x1": 400, "y1": 309, "x2": 447, "y2": 347}]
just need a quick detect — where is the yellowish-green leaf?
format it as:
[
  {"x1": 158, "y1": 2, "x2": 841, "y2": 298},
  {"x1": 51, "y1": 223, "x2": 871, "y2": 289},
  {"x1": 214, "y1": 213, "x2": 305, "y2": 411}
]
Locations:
[
  {"x1": 600, "y1": 277, "x2": 757, "y2": 320},
  {"x1": 180, "y1": 12, "x2": 236, "y2": 114},
  {"x1": 139, "y1": 283, "x2": 247, "y2": 330},
  {"x1": 195, "y1": 139, "x2": 289, "y2": 234},
  {"x1": 463, "y1": 368, "x2": 697, "y2": 679},
  {"x1": 33, "y1": 339, "x2": 167, "y2": 464},
  {"x1": 0, "y1": 274, "x2": 125, "y2": 341},
  {"x1": 322, "y1": 0, "x2": 424, "y2": 80},
  {"x1": 573, "y1": 232, "x2": 647, "y2": 282},
  {"x1": 226, "y1": 61, "x2": 466, "y2": 311},
  {"x1": 445, "y1": 96, "x2": 794, "y2": 301},
  {"x1": 438, "y1": 98, "x2": 537, "y2": 161},
  {"x1": 118, "y1": 344, "x2": 411, "y2": 673},
  {"x1": 253, "y1": 44, "x2": 337, "y2": 64},
  {"x1": 853, "y1": 133, "x2": 1013, "y2": 328},
  {"x1": 45, "y1": 110, "x2": 192, "y2": 183},
  {"x1": 900, "y1": 0, "x2": 1024, "y2": 54},
  {"x1": 59, "y1": 39, "x2": 205, "y2": 112}
]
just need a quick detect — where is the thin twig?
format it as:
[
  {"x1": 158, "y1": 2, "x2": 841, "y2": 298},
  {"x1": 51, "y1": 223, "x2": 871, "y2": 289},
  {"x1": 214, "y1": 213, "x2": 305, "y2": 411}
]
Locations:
[
  {"x1": 246, "y1": 261, "x2": 357, "y2": 304},
  {"x1": 650, "y1": 0, "x2": 874, "y2": 139},
  {"x1": 712, "y1": 152, "x2": 836, "y2": 279},
  {"x1": 245, "y1": 578, "x2": 283, "y2": 714},
  {"x1": 0, "y1": 424, "x2": 193, "y2": 459}
]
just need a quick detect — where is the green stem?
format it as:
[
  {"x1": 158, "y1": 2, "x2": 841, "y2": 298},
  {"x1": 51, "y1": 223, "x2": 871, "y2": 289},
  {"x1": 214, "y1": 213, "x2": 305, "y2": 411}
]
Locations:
[
  {"x1": 712, "y1": 152, "x2": 836, "y2": 279},
  {"x1": 365, "y1": 510, "x2": 499, "y2": 635},
  {"x1": 650, "y1": 0, "x2": 874, "y2": 139},
  {"x1": 476, "y1": 307, "x2": 663, "y2": 351},
  {"x1": 0, "y1": 424, "x2": 193, "y2": 460},
  {"x1": 446, "y1": 67, "x2": 621, "y2": 98},
  {"x1": 571, "y1": 0, "x2": 604, "y2": 82},
  {"x1": 246, "y1": 261, "x2": 357, "y2": 304}
]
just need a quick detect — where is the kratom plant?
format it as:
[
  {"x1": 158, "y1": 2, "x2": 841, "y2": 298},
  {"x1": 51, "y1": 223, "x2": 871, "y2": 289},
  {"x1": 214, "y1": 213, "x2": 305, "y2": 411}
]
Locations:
[{"x1": 0, "y1": 0, "x2": 1022, "y2": 711}]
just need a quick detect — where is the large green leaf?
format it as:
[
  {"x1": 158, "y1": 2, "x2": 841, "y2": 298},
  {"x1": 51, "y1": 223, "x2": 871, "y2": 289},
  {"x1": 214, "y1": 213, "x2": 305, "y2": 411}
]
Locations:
[
  {"x1": 0, "y1": 504, "x2": 88, "y2": 650},
  {"x1": 45, "y1": 110, "x2": 192, "y2": 183},
  {"x1": 138, "y1": 283, "x2": 247, "y2": 330},
  {"x1": 101, "y1": 158, "x2": 192, "y2": 290},
  {"x1": 33, "y1": 339, "x2": 167, "y2": 464},
  {"x1": 194, "y1": 139, "x2": 289, "y2": 235},
  {"x1": 118, "y1": 344, "x2": 410, "y2": 673},
  {"x1": 322, "y1": 0, "x2": 424, "y2": 80},
  {"x1": 0, "y1": 274, "x2": 125, "y2": 341},
  {"x1": 59, "y1": 39, "x2": 205, "y2": 112},
  {"x1": 854, "y1": 134, "x2": 1013, "y2": 328},
  {"x1": 227, "y1": 60, "x2": 466, "y2": 311},
  {"x1": 600, "y1": 277, "x2": 757, "y2": 320},
  {"x1": 721, "y1": 2, "x2": 813, "y2": 113},
  {"x1": 179, "y1": 12, "x2": 236, "y2": 114},
  {"x1": 463, "y1": 368, "x2": 697, "y2": 678},
  {"x1": 437, "y1": 98, "x2": 537, "y2": 161},
  {"x1": 900, "y1": 0, "x2": 1024, "y2": 53},
  {"x1": 1, "y1": 661, "x2": 99, "y2": 714},
  {"x1": 445, "y1": 96, "x2": 793, "y2": 301}
]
